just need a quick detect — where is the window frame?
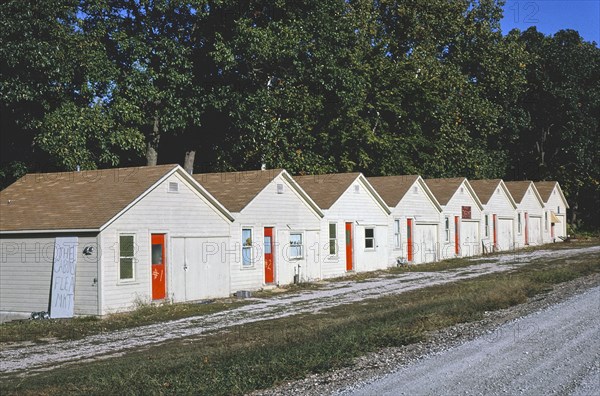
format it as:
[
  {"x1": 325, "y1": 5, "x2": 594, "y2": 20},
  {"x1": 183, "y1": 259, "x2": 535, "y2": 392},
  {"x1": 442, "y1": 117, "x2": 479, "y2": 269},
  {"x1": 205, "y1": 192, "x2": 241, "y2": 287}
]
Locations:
[
  {"x1": 364, "y1": 227, "x2": 375, "y2": 250},
  {"x1": 328, "y1": 223, "x2": 337, "y2": 255},
  {"x1": 289, "y1": 232, "x2": 304, "y2": 259},
  {"x1": 444, "y1": 216, "x2": 450, "y2": 242},
  {"x1": 517, "y1": 213, "x2": 522, "y2": 234},
  {"x1": 118, "y1": 234, "x2": 136, "y2": 282},
  {"x1": 242, "y1": 227, "x2": 254, "y2": 268},
  {"x1": 484, "y1": 214, "x2": 489, "y2": 238},
  {"x1": 394, "y1": 219, "x2": 401, "y2": 249}
]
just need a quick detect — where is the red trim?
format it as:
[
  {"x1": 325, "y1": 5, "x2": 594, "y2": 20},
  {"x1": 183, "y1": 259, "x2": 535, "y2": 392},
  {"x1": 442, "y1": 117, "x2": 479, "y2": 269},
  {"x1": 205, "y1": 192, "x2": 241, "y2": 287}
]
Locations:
[
  {"x1": 454, "y1": 216, "x2": 460, "y2": 255},
  {"x1": 345, "y1": 222, "x2": 353, "y2": 271},
  {"x1": 492, "y1": 214, "x2": 498, "y2": 250},
  {"x1": 407, "y1": 219, "x2": 413, "y2": 262}
]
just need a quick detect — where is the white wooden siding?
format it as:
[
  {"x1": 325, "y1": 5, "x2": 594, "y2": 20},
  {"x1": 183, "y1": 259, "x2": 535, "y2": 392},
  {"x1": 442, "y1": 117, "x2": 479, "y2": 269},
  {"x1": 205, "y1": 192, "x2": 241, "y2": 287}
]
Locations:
[
  {"x1": 320, "y1": 179, "x2": 389, "y2": 277},
  {"x1": 100, "y1": 172, "x2": 231, "y2": 314},
  {"x1": 228, "y1": 175, "x2": 322, "y2": 292},
  {"x1": 388, "y1": 180, "x2": 441, "y2": 266},
  {"x1": 542, "y1": 186, "x2": 568, "y2": 243},
  {"x1": 481, "y1": 184, "x2": 516, "y2": 252},
  {"x1": 514, "y1": 185, "x2": 544, "y2": 249},
  {"x1": 0, "y1": 234, "x2": 99, "y2": 315},
  {"x1": 439, "y1": 181, "x2": 482, "y2": 259}
]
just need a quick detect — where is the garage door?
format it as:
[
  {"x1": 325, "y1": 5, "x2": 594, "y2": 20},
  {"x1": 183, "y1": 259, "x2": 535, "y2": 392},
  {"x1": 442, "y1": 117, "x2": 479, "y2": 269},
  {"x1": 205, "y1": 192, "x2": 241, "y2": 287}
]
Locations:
[
  {"x1": 412, "y1": 224, "x2": 438, "y2": 264},
  {"x1": 170, "y1": 237, "x2": 230, "y2": 302},
  {"x1": 460, "y1": 221, "x2": 480, "y2": 257},
  {"x1": 529, "y1": 217, "x2": 542, "y2": 245},
  {"x1": 497, "y1": 219, "x2": 514, "y2": 251}
]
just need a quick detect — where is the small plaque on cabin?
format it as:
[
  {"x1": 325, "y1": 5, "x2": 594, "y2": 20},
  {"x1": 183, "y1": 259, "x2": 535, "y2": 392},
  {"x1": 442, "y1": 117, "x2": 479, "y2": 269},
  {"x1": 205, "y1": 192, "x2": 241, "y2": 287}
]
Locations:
[{"x1": 461, "y1": 206, "x2": 472, "y2": 219}]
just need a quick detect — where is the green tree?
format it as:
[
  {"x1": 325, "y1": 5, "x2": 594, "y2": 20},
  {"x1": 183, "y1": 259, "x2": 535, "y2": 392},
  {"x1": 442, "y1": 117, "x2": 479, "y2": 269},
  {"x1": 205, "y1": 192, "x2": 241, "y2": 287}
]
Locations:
[
  {"x1": 512, "y1": 28, "x2": 600, "y2": 229},
  {"x1": 81, "y1": 0, "x2": 206, "y2": 168}
]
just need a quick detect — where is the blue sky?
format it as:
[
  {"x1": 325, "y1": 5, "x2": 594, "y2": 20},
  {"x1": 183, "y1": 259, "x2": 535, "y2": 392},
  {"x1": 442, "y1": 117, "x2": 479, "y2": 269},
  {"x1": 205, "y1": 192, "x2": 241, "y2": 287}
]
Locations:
[{"x1": 500, "y1": 1, "x2": 599, "y2": 45}]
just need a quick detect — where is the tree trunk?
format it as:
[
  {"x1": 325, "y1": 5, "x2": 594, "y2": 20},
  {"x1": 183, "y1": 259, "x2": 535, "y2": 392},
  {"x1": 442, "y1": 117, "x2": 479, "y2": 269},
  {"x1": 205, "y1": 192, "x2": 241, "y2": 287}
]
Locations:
[
  {"x1": 146, "y1": 114, "x2": 160, "y2": 166},
  {"x1": 183, "y1": 150, "x2": 196, "y2": 174}
]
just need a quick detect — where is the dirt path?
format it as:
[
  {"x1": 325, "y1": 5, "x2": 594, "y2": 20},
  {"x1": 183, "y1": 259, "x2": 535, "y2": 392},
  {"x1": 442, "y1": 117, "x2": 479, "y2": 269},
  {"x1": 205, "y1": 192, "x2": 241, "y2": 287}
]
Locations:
[
  {"x1": 1, "y1": 245, "x2": 598, "y2": 375},
  {"x1": 343, "y1": 284, "x2": 600, "y2": 396}
]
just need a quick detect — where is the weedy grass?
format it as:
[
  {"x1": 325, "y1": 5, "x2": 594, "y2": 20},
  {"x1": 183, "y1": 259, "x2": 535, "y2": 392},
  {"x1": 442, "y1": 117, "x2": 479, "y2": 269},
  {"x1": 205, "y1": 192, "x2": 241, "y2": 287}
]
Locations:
[
  {"x1": 3, "y1": 252, "x2": 598, "y2": 396},
  {"x1": 0, "y1": 300, "x2": 247, "y2": 344}
]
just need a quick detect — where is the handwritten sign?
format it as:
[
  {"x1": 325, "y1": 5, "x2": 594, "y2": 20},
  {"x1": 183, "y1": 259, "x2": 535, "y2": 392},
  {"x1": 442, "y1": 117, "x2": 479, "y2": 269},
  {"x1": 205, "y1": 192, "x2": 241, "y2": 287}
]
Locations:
[
  {"x1": 461, "y1": 206, "x2": 472, "y2": 220},
  {"x1": 50, "y1": 237, "x2": 78, "y2": 318}
]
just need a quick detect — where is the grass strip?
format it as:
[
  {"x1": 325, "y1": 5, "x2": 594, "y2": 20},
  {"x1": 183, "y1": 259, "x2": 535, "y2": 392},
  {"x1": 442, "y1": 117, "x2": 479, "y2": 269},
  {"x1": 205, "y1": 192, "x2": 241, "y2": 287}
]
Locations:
[
  {"x1": 0, "y1": 300, "x2": 246, "y2": 344},
  {"x1": 2, "y1": 251, "x2": 598, "y2": 395}
]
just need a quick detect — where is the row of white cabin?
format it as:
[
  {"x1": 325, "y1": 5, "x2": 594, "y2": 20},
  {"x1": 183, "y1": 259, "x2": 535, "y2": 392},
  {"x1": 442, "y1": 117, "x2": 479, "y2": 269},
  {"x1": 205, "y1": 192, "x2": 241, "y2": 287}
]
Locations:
[{"x1": 0, "y1": 165, "x2": 569, "y2": 318}]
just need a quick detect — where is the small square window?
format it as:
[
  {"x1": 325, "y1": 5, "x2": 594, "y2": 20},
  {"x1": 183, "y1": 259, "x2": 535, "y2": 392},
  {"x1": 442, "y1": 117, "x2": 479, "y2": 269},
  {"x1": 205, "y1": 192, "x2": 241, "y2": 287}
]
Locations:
[
  {"x1": 168, "y1": 182, "x2": 179, "y2": 192},
  {"x1": 290, "y1": 233, "x2": 304, "y2": 259},
  {"x1": 277, "y1": 183, "x2": 284, "y2": 194},
  {"x1": 413, "y1": 186, "x2": 418, "y2": 194},
  {"x1": 354, "y1": 185, "x2": 360, "y2": 194}
]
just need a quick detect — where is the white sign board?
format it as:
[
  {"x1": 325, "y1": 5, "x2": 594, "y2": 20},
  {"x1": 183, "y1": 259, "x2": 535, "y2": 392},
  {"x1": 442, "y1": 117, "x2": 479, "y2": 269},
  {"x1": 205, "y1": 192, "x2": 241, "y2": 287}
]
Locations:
[{"x1": 50, "y1": 237, "x2": 78, "y2": 318}]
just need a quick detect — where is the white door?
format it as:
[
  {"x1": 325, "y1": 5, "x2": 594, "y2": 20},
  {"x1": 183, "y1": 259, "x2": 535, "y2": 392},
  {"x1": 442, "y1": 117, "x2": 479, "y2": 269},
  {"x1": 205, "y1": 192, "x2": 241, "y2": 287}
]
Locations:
[
  {"x1": 529, "y1": 217, "x2": 542, "y2": 245},
  {"x1": 497, "y1": 219, "x2": 514, "y2": 251},
  {"x1": 461, "y1": 221, "x2": 480, "y2": 257},
  {"x1": 170, "y1": 237, "x2": 230, "y2": 302},
  {"x1": 413, "y1": 224, "x2": 438, "y2": 264}
]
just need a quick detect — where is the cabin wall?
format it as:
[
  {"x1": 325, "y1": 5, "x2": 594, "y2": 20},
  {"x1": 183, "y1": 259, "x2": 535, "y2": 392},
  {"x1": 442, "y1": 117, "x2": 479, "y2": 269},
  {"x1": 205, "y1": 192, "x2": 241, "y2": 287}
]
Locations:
[
  {"x1": 100, "y1": 172, "x2": 231, "y2": 315},
  {"x1": 439, "y1": 183, "x2": 482, "y2": 258},
  {"x1": 389, "y1": 181, "x2": 441, "y2": 266},
  {"x1": 481, "y1": 186, "x2": 516, "y2": 252},
  {"x1": 228, "y1": 176, "x2": 322, "y2": 292},
  {"x1": 320, "y1": 181, "x2": 389, "y2": 278},
  {"x1": 0, "y1": 233, "x2": 99, "y2": 316}
]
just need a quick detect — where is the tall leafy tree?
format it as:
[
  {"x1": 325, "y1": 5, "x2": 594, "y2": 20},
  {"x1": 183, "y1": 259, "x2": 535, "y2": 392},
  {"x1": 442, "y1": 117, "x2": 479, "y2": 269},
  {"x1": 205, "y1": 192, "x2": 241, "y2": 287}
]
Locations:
[
  {"x1": 511, "y1": 28, "x2": 600, "y2": 229},
  {"x1": 81, "y1": 0, "x2": 206, "y2": 167}
]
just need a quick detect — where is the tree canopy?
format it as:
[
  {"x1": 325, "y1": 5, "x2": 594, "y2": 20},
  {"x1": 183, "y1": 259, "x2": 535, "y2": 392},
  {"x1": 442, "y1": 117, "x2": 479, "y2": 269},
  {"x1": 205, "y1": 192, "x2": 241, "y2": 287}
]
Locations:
[{"x1": 1, "y1": 0, "x2": 598, "y2": 229}]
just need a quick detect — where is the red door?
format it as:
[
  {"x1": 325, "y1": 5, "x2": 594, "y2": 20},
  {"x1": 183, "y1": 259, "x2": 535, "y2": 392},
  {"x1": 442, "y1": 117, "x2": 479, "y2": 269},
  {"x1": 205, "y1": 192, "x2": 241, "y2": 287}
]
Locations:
[
  {"x1": 151, "y1": 234, "x2": 166, "y2": 300},
  {"x1": 407, "y1": 218, "x2": 413, "y2": 262},
  {"x1": 264, "y1": 227, "x2": 275, "y2": 284},
  {"x1": 454, "y1": 216, "x2": 460, "y2": 255},
  {"x1": 492, "y1": 214, "x2": 498, "y2": 250},
  {"x1": 345, "y1": 222, "x2": 353, "y2": 271}
]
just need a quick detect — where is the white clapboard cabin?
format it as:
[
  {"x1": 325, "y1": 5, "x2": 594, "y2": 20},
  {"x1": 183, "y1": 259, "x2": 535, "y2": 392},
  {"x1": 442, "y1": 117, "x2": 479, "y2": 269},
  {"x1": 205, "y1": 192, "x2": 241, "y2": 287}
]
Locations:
[
  {"x1": 193, "y1": 169, "x2": 323, "y2": 291},
  {"x1": 504, "y1": 181, "x2": 545, "y2": 247},
  {"x1": 0, "y1": 165, "x2": 234, "y2": 319},
  {"x1": 425, "y1": 178, "x2": 484, "y2": 259},
  {"x1": 470, "y1": 180, "x2": 518, "y2": 252},
  {"x1": 534, "y1": 181, "x2": 569, "y2": 243},
  {"x1": 368, "y1": 175, "x2": 442, "y2": 265},
  {"x1": 294, "y1": 173, "x2": 391, "y2": 277}
]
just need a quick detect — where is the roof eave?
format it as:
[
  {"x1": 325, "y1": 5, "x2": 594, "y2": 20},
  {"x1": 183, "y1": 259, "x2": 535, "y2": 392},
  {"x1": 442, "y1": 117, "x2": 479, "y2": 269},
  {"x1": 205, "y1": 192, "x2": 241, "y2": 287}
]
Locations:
[
  {"x1": 358, "y1": 175, "x2": 392, "y2": 215},
  {"x1": 281, "y1": 171, "x2": 325, "y2": 218},
  {"x1": 0, "y1": 228, "x2": 100, "y2": 235}
]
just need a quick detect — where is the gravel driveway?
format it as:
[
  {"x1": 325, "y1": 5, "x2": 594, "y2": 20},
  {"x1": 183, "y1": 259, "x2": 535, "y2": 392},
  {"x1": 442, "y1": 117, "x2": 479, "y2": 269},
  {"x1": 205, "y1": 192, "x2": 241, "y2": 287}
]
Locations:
[
  {"x1": 343, "y1": 285, "x2": 600, "y2": 396},
  {"x1": 1, "y1": 245, "x2": 599, "y2": 376}
]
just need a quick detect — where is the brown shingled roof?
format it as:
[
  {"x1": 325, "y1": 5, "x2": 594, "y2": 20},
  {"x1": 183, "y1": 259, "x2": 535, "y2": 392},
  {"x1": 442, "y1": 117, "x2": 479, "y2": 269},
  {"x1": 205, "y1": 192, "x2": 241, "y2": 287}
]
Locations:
[
  {"x1": 0, "y1": 164, "x2": 178, "y2": 232},
  {"x1": 193, "y1": 169, "x2": 283, "y2": 212},
  {"x1": 534, "y1": 181, "x2": 558, "y2": 203},
  {"x1": 367, "y1": 175, "x2": 420, "y2": 206},
  {"x1": 469, "y1": 179, "x2": 503, "y2": 205},
  {"x1": 504, "y1": 181, "x2": 533, "y2": 203},
  {"x1": 293, "y1": 173, "x2": 361, "y2": 209},
  {"x1": 423, "y1": 178, "x2": 466, "y2": 206}
]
